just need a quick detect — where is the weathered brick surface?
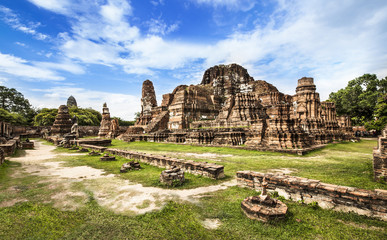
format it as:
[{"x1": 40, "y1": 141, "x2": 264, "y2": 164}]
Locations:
[
  {"x1": 118, "y1": 65, "x2": 354, "y2": 151},
  {"x1": 80, "y1": 145, "x2": 225, "y2": 179},
  {"x1": 237, "y1": 171, "x2": 387, "y2": 221},
  {"x1": 373, "y1": 126, "x2": 387, "y2": 181},
  {"x1": 0, "y1": 139, "x2": 18, "y2": 156}
]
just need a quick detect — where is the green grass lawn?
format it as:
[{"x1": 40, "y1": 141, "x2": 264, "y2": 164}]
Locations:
[
  {"x1": 58, "y1": 152, "x2": 227, "y2": 189},
  {"x1": 1, "y1": 139, "x2": 386, "y2": 239},
  {"x1": 106, "y1": 139, "x2": 384, "y2": 190},
  {"x1": 0, "y1": 187, "x2": 386, "y2": 240}
]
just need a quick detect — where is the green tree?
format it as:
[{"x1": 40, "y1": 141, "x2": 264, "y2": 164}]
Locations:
[
  {"x1": 112, "y1": 117, "x2": 135, "y2": 126},
  {"x1": 0, "y1": 108, "x2": 27, "y2": 125},
  {"x1": 329, "y1": 74, "x2": 387, "y2": 131},
  {"x1": 0, "y1": 86, "x2": 36, "y2": 125},
  {"x1": 0, "y1": 86, "x2": 32, "y2": 115},
  {"x1": 33, "y1": 107, "x2": 102, "y2": 126}
]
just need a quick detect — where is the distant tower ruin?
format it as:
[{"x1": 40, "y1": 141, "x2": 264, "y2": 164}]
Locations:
[
  {"x1": 136, "y1": 80, "x2": 157, "y2": 126},
  {"x1": 98, "y1": 103, "x2": 111, "y2": 137},
  {"x1": 67, "y1": 95, "x2": 77, "y2": 108}
]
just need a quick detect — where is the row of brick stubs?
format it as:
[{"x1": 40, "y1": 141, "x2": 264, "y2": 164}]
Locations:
[
  {"x1": 236, "y1": 171, "x2": 387, "y2": 221},
  {"x1": 79, "y1": 144, "x2": 225, "y2": 179}
]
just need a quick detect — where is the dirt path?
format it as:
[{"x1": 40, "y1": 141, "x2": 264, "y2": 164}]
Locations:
[{"x1": 9, "y1": 140, "x2": 237, "y2": 215}]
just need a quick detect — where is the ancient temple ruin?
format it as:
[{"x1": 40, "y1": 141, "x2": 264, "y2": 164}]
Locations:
[
  {"x1": 51, "y1": 105, "x2": 72, "y2": 136},
  {"x1": 98, "y1": 103, "x2": 111, "y2": 137},
  {"x1": 119, "y1": 64, "x2": 353, "y2": 151},
  {"x1": 67, "y1": 95, "x2": 77, "y2": 107}
]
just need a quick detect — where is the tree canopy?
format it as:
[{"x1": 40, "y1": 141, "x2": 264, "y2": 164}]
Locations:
[
  {"x1": 34, "y1": 107, "x2": 102, "y2": 126},
  {"x1": 329, "y1": 74, "x2": 387, "y2": 131},
  {"x1": 0, "y1": 86, "x2": 35, "y2": 125}
]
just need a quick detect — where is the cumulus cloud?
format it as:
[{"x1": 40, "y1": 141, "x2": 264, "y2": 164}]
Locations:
[
  {"x1": 0, "y1": 52, "x2": 85, "y2": 81},
  {"x1": 193, "y1": 0, "x2": 257, "y2": 11},
  {"x1": 0, "y1": 52, "x2": 64, "y2": 80},
  {"x1": 27, "y1": 0, "x2": 71, "y2": 14}
]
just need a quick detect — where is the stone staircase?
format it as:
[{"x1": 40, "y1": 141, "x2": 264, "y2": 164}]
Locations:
[{"x1": 146, "y1": 111, "x2": 169, "y2": 133}]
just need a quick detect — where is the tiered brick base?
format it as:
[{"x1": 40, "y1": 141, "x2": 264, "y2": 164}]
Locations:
[{"x1": 237, "y1": 171, "x2": 387, "y2": 221}]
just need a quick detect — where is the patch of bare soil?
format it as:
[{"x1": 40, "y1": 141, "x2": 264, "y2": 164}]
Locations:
[
  {"x1": 180, "y1": 152, "x2": 233, "y2": 161},
  {"x1": 202, "y1": 218, "x2": 222, "y2": 229},
  {"x1": 267, "y1": 168, "x2": 298, "y2": 175},
  {"x1": 25, "y1": 161, "x2": 115, "y2": 180},
  {"x1": 337, "y1": 220, "x2": 385, "y2": 231},
  {"x1": 8, "y1": 140, "x2": 237, "y2": 214},
  {"x1": 0, "y1": 198, "x2": 28, "y2": 207}
]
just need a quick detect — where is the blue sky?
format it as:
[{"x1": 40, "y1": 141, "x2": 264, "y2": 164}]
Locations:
[{"x1": 0, "y1": 0, "x2": 386, "y2": 120}]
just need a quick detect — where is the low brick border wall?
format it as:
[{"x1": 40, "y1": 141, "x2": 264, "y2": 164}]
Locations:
[
  {"x1": 236, "y1": 171, "x2": 387, "y2": 221},
  {"x1": 74, "y1": 139, "x2": 112, "y2": 146},
  {"x1": 0, "y1": 139, "x2": 19, "y2": 156},
  {"x1": 79, "y1": 144, "x2": 107, "y2": 152},
  {"x1": 79, "y1": 144, "x2": 225, "y2": 179}
]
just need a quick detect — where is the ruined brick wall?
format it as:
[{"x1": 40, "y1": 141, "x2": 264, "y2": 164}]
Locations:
[
  {"x1": 168, "y1": 85, "x2": 221, "y2": 130},
  {"x1": 0, "y1": 122, "x2": 12, "y2": 138},
  {"x1": 80, "y1": 144, "x2": 225, "y2": 179},
  {"x1": 237, "y1": 171, "x2": 387, "y2": 221},
  {"x1": 0, "y1": 147, "x2": 4, "y2": 165},
  {"x1": 373, "y1": 127, "x2": 387, "y2": 181},
  {"x1": 0, "y1": 139, "x2": 18, "y2": 156}
]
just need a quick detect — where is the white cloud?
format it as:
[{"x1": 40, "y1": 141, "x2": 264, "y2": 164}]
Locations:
[
  {"x1": 193, "y1": 0, "x2": 257, "y2": 11},
  {"x1": 100, "y1": 0, "x2": 132, "y2": 23},
  {"x1": 0, "y1": 52, "x2": 64, "y2": 81},
  {"x1": 33, "y1": 60, "x2": 85, "y2": 75},
  {"x1": 0, "y1": 52, "x2": 85, "y2": 81},
  {"x1": 0, "y1": 5, "x2": 49, "y2": 40},
  {"x1": 147, "y1": 18, "x2": 179, "y2": 35},
  {"x1": 0, "y1": 76, "x2": 8, "y2": 84},
  {"x1": 27, "y1": 0, "x2": 71, "y2": 14},
  {"x1": 15, "y1": 42, "x2": 27, "y2": 47},
  {"x1": 150, "y1": 0, "x2": 164, "y2": 6},
  {"x1": 29, "y1": 87, "x2": 140, "y2": 120}
]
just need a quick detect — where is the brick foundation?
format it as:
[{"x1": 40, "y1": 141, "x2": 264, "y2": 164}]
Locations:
[
  {"x1": 80, "y1": 144, "x2": 225, "y2": 179},
  {"x1": 236, "y1": 171, "x2": 387, "y2": 221}
]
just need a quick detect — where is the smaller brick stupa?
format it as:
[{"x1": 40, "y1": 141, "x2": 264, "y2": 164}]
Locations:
[
  {"x1": 51, "y1": 105, "x2": 72, "y2": 136},
  {"x1": 98, "y1": 103, "x2": 111, "y2": 137}
]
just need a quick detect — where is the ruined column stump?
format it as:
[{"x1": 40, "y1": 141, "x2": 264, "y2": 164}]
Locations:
[
  {"x1": 100, "y1": 153, "x2": 116, "y2": 161},
  {"x1": 160, "y1": 166, "x2": 185, "y2": 186},
  {"x1": 120, "y1": 161, "x2": 141, "y2": 173},
  {"x1": 241, "y1": 177, "x2": 287, "y2": 222},
  {"x1": 88, "y1": 150, "x2": 101, "y2": 156}
]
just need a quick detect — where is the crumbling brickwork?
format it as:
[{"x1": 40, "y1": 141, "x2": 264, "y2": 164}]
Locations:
[
  {"x1": 373, "y1": 126, "x2": 387, "y2": 181},
  {"x1": 120, "y1": 64, "x2": 353, "y2": 151},
  {"x1": 98, "y1": 103, "x2": 111, "y2": 137},
  {"x1": 237, "y1": 171, "x2": 387, "y2": 221},
  {"x1": 51, "y1": 105, "x2": 72, "y2": 136}
]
